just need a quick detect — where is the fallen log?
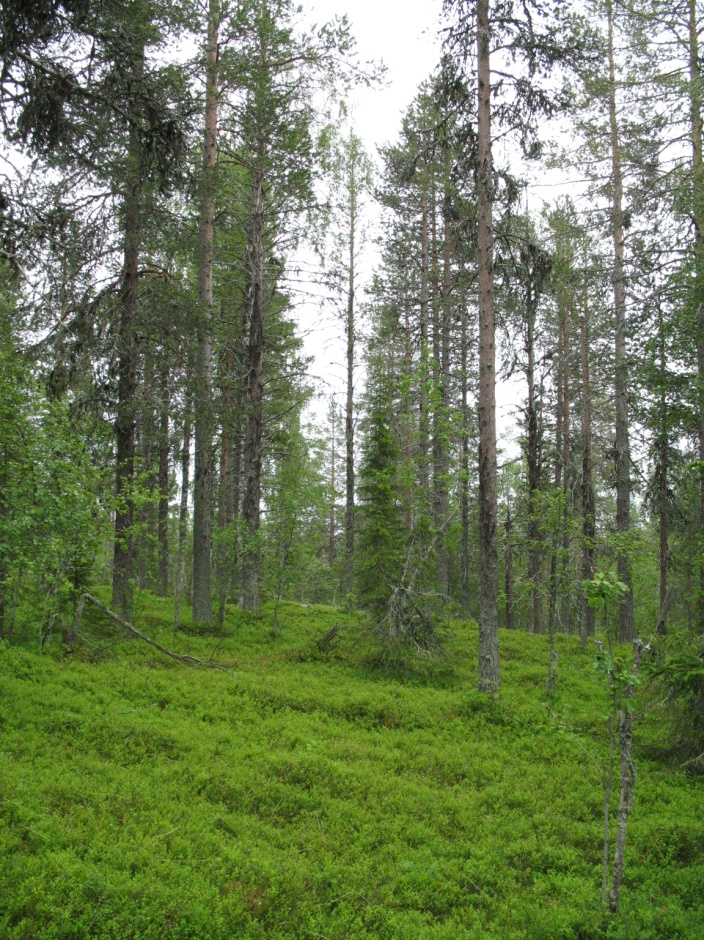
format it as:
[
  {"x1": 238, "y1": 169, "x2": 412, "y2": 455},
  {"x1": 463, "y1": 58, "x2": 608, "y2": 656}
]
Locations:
[{"x1": 75, "y1": 594, "x2": 229, "y2": 670}]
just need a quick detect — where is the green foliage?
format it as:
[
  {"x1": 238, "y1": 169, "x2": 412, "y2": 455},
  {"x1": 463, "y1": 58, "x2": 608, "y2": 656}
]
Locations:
[
  {"x1": 0, "y1": 594, "x2": 702, "y2": 939},
  {"x1": 583, "y1": 571, "x2": 630, "y2": 639},
  {"x1": 646, "y1": 630, "x2": 704, "y2": 771},
  {"x1": 0, "y1": 338, "x2": 108, "y2": 638},
  {"x1": 356, "y1": 394, "x2": 406, "y2": 617}
]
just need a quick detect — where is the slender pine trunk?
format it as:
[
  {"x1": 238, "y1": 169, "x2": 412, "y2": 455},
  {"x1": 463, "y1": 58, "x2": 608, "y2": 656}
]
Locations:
[
  {"x1": 526, "y1": 285, "x2": 542, "y2": 634},
  {"x1": 461, "y1": 296, "x2": 471, "y2": 617},
  {"x1": 607, "y1": 0, "x2": 634, "y2": 642},
  {"x1": 192, "y1": 0, "x2": 219, "y2": 625},
  {"x1": 242, "y1": 166, "x2": 265, "y2": 610},
  {"x1": 688, "y1": 0, "x2": 704, "y2": 624},
  {"x1": 580, "y1": 278, "x2": 596, "y2": 644},
  {"x1": 477, "y1": 0, "x2": 500, "y2": 692},
  {"x1": 657, "y1": 304, "x2": 669, "y2": 632},
  {"x1": 329, "y1": 397, "x2": 336, "y2": 567},
  {"x1": 419, "y1": 182, "x2": 431, "y2": 500},
  {"x1": 112, "y1": 53, "x2": 143, "y2": 617},
  {"x1": 174, "y1": 395, "x2": 191, "y2": 632},
  {"x1": 345, "y1": 189, "x2": 356, "y2": 600},
  {"x1": 157, "y1": 362, "x2": 170, "y2": 597}
]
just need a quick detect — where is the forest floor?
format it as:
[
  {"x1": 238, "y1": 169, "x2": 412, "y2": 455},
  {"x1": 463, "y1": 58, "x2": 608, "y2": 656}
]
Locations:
[{"x1": 0, "y1": 593, "x2": 702, "y2": 940}]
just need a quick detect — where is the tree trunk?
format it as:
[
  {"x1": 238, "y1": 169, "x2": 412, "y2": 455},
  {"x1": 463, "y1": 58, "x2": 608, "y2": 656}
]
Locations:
[
  {"x1": 137, "y1": 357, "x2": 155, "y2": 590},
  {"x1": 434, "y1": 187, "x2": 452, "y2": 597},
  {"x1": 192, "y1": 0, "x2": 219, "y2": 625},
  {"x1": 174, "y1": 396, "x2": 191, "y2": 633},
  {"x1": 526, "y1": 283, "x2": 542, "y2": 634},
  {"x1": 112, "y1": 54, "x2": 143, "y2": 617},
  {"x1": 580, "y1": 279, "x2": 596, "y2": 644},
  {"x1": 419, "y1": 182, "x2": 431, "y2": 500},
  {"x1": 657, "y1": 303, "x2": 669, "y2": 632},
  {"x1": 461, "y1": 296, "x2": 471, "y2": 617},
  {"x1": 476, "y1": 0, "x2": 500, "y2": 692},
  {"x1": 157, "y1": 361, "x2": 170, "y2": 597},
  {"x1": 242, "y1": 166, "x2": 265, "y2": 610},
  {"x1": 548, "y1": 332, "x2": 564, "y2": 643},
  {"x1": 560, "y1": 311, "x2": 571, "y2": 633},
  {"x1": 505, "y1": 506, "x2": 515, "y2": 630},
  {"x1": 688, "y1": 0, "x2": 704, "y2": 625},
  {"x1": 329, "y1": 397, "x2": 336, "y2": 567},
  {"x1": 216, "y1": 373, "x2": 233, "y2": 628},
  {"x1": 609, "y1": 639, "x2": 648, "y2": 913},
  {"x1": 607, "y1": 0, "x2": 634, "y2": 642},
  {"x1": 345, "y1": 189, "x2": 356, "y2": 600}
]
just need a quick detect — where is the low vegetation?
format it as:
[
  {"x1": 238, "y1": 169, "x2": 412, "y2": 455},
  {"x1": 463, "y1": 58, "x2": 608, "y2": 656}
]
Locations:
[{"x1": 1, "y1": 596, "x2": 701, "y2": 940}]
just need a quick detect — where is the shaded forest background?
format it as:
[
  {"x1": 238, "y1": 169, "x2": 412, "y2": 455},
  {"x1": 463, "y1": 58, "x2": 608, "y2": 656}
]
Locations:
[{"x1": 0, "y1": 0, "x2": 703, "y2": 734}]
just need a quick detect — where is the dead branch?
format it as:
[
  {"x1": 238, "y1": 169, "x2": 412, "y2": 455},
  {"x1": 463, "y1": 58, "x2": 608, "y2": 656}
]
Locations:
[{"x1": 78, "y1": 594, "x2": 230, "y2": 670}]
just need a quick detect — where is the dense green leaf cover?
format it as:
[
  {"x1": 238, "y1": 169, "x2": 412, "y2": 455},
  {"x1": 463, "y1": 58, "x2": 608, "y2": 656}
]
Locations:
[{"x1": 0, "y1": 596, "x2": 701, "y2": 939}]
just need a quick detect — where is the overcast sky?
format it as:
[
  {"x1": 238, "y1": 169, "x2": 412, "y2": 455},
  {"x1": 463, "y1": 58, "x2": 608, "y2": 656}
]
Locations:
[{"x1": 295, "y1": 0, "x2": 524, "y2": 452}]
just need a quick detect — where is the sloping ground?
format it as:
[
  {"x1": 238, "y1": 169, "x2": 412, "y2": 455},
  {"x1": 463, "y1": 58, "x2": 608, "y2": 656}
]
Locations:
[{"x1": 0, "y1": 596, "x2": 701, "y2": 939}]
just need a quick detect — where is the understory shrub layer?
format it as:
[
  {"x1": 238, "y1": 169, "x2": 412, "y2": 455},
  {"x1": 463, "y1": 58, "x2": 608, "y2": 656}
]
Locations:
[{"x1": 0, "y1": 594, "x2": 702, "y2": 939}]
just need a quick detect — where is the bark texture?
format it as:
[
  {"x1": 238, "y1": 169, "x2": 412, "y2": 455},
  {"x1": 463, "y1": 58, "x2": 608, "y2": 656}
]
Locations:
[
  {"x1": 345, "y1": 186, "x2": 356, "y2": 600},
  {"x1": 580, "y1": 286, "x2": 596, "y2": 644},
  {"x1": 192, "y1": 0, "x2": 219, "y2": 624},
  {"x1": 476, "y1": 0, "x2": 500, "y2": 692},
  {"x1": 112, "y1": 60, "x2": 143, "y2": 617},
  {"x1": 242, "y1": 166, "x2": 265, "y2": 610},
  {"x1": 607, "y1": 0, "x2": 634, "y2": 642}
]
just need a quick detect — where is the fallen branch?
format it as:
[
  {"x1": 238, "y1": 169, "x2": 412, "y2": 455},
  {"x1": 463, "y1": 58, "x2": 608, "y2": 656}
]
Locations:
[
  {"x1": 318, "y1": 625, "x2": 342, "y2": 650},
  {"x1": 78, "y1": 594, "x2": 229, "y2": 670}
]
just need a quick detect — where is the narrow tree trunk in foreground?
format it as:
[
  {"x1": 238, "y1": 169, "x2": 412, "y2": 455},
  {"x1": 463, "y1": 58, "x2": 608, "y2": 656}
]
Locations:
[
  {"x1": 609, "y1": 639, "x2": 648, "y2": 913},
  {"x1": 419, "y1": 182, "x2": 431, "y2": 500},
  {"x1": 505, "y1": 506, "x2": 515, "y2": 630},
  {"x1": 329, "y1": 398, "x2": 336, "y2": 567},
  {"x1": 688, "y1": 0, "x2": 704, "y2": 625},
  {"x1": 461, "y1": 297, "x2": 471, "y2": 617},
  {"x1": 656, "y1": 305, "x2": 669, "y2": 632},
  {"x1": 345, "y1": 194, "x2": 356, "y2": 600},
  {"x1": 580, "y1": 260, "x2": 596, "y2": 644},
  {"x1": 174, "y1": 399, "x2": 191, "y2": 633},
  {"x1": 476, "y1": 0, "x2": 500, "y2": 692},
  {"x1": 112, "y1": 59, "x2": 143, "y2": 617},
  {"x1": 526, "y1": 287, "x2": 542, "y2": 634},
  {"x1": 157, "y1": 363, "x2": 170, "y2": 597},
  {"x1": 607, "y1": 0, "x2": 634, "y2": 642},
  {"x1": 242, "y1": 166, "x2": 265, "y2": 610},
  {"x1": 192, "y1": 0, "x2": 219, "y2": 625}
]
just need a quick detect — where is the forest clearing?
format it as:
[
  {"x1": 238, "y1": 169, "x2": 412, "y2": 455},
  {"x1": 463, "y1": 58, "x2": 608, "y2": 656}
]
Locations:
[{"x1": 2, "y1": 0, "x2": 704, "y2": 935}]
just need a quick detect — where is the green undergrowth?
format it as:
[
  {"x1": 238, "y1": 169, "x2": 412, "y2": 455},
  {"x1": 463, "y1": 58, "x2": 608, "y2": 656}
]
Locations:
[{"x1": 0, "y1": 591, "x2": 702, "y2": 939}]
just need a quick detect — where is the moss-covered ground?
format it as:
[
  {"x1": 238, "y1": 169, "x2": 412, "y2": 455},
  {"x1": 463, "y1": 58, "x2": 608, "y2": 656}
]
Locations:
[{"x1": 0, "y1": 594, "x2": 702, "y2": 939}]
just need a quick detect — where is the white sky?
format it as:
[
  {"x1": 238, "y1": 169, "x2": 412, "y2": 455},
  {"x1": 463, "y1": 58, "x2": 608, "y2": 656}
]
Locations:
[{"x1": 296, "y1": 0, "x2": 524, "y2": 455}]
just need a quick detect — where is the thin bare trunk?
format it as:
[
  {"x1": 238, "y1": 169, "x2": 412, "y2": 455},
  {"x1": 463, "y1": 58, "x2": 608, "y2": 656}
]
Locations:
[
  {"x1": 420, "y1": 183, "x2": 431, "y2": 499},
  {"x1": 477, "y1": 0, "x2": 500, "y2": 692},
  {"x1": 192, "y1": 0, "x2": 220, "y2": 625},
  {"x1": 242, "y1": 166, "x2": 265, "y2": 610},
  {"x1": 526, "y1": 287, "x2": 542, "y2": 634},
  {"x1": 657, "y1": 304, "x2": 669, "y2": 632},
  {"x1": 580, "y1": 263, "x2": 596, "y2": 644},
  {"x1": 112, "y1": 55, "x2": 143, "y2": 617},
  {"x1": 607, "y1": 0, "x2": 634, "y2": 642},
  {"x1": 345, "y1": 188, "x2": 356, "y2": 599},
  {"x1": 505, "y1": 506, "x2": 515, "y2": 630},
  {"x1": 461, "y1": 298, "x2": 471, "y2": 617},
  {"x1": 609, "y1": 640, "x2": 648, "y2": 913},
  {"x1": 689, "y1": 0, "x2": 704, "y2": 623},
  {"x1": 174, "y1": 398, "x2": 191, "y2": 633},
  {"x1": 329, "y1": 397, "x2": 336, "y2": 567},
  {"x1": 157, "y1": 364, "x2": 170, "y2": 597}
]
